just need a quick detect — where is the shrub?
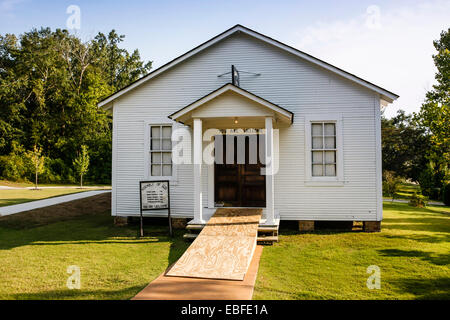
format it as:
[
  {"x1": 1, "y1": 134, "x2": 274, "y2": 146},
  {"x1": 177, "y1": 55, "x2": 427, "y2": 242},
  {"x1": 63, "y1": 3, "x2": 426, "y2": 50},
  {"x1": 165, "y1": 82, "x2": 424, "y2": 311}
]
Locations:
[
  {"x1": 0, "y1": 143, "x2": 32, "y2": 181},
  {"x1": 443, "y1": 183, "x2": 450, "y2": 206},
  {"x1": 383, "y1": 171, "x2": 403, "y2": 201},
  {"x1": 409, "y1": 192, "x2": 428, "y2": 208}
]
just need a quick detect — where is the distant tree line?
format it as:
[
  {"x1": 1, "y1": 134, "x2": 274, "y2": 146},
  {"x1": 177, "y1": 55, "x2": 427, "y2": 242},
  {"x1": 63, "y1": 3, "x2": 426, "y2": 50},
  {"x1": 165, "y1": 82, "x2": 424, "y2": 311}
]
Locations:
[
  {"x1": 382, "y1": 28, "x2": 449, "y2": 204},
  {"x1": 0, "y1": 28, "x2": 152, "y2": 184}
]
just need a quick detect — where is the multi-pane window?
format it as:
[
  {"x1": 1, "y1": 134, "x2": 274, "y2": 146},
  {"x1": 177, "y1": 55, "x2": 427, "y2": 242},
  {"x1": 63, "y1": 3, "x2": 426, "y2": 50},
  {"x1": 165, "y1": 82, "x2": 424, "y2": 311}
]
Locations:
[
  {"x1": 311, "y1": 122, "x2": 336, "y2": 177},
  {"x1": 150, "y1": 125, "x2": 172, "y2": 176}
]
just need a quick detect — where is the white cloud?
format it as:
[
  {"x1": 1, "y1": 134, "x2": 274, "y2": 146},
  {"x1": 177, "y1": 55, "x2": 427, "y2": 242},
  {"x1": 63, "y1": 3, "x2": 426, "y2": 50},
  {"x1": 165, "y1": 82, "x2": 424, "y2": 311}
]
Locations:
[{"x1": 295, "y1": 1, "x2": 450, "y2": 117}]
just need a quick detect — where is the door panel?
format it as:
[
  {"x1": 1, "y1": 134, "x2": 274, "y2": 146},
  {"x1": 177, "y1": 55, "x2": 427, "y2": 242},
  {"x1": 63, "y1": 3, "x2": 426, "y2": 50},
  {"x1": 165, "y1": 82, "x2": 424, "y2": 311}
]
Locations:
[{"x1": 214, "y1": 134, "x2": 266, "y2": 207}]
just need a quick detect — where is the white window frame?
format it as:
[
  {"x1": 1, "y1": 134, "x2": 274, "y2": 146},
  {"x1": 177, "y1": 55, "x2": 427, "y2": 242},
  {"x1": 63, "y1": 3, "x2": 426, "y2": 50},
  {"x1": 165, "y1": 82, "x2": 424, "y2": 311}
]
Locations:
[
  {"x1": 305, "y1": 114, "x2": 344, "y2": 186},
  {"x1": 144, "y1": 120, "x2": 178, "y2": 184}
]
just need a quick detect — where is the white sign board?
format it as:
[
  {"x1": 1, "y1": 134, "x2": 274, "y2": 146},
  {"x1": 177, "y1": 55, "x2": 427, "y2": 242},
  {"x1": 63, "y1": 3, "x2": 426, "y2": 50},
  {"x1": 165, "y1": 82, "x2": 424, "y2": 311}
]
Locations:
[{"x1": 140, "y1": 181, "x2": 169, "y2": 210}]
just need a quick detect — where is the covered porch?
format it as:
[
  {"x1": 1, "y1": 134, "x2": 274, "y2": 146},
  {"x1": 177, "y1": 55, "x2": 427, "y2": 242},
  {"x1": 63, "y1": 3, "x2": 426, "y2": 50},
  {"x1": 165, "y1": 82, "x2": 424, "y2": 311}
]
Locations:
[{"x1": 169, "y1": 83, "x2": 293, "y2": 232}]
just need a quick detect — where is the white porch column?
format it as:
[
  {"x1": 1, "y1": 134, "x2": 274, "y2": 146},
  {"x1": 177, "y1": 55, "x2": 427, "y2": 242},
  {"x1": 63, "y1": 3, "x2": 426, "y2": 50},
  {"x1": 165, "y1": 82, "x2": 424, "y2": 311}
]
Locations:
[
  {"x1": 265, "y1": 117, "x2": 275, "y2": 225},
  {"x1": 193, "y1": 118, "x2": 205, "y2": 224}
]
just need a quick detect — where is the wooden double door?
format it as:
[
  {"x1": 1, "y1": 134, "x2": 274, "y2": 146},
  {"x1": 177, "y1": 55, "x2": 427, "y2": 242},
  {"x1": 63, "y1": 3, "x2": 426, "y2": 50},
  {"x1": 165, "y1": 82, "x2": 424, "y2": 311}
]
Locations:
[{"x1": 214, "y1": 134, "x2": 266, "y2": 207}]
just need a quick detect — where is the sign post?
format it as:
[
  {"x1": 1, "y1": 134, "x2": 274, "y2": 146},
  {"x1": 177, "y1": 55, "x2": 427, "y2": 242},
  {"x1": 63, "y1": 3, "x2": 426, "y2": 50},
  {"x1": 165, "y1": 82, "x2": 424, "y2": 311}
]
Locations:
[{"x1": 139, "y1": 181, "x2": 172, "y2": 237}]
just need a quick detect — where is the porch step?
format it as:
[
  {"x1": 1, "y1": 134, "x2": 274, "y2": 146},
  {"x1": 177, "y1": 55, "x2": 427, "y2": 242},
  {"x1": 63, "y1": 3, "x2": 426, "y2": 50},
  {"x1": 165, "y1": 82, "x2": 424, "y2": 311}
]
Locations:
[
  {"x1": 185, "y1": 216, "x2": 279, "y2": 245},
  {"x1": 257, "y1": 235, "x2": 278, "y2": 245},
  {"x1": 183, "y1": 233, "x2": 198, "y2": 240}
]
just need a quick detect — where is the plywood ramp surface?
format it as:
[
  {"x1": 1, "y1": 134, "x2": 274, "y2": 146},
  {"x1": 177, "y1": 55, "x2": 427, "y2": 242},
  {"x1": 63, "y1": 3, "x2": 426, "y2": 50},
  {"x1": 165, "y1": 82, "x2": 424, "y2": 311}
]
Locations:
[
  {"x1": 132, "y1": 246, "x2": 263, "y2": 300},
  {"x1": 166, "y1": 208, "x2": 262, "y2": 281}
]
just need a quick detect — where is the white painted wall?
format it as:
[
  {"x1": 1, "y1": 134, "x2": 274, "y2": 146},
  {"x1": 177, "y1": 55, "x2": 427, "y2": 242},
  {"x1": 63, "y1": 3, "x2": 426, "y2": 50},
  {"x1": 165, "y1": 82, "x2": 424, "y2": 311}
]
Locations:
[{"x1": 111, "y1": 33, "x2": 382, "y2": 221}]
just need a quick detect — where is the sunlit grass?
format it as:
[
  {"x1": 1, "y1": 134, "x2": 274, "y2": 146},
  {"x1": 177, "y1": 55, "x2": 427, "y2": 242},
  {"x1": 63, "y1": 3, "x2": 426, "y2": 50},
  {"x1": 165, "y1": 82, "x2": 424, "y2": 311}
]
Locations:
[
  {"x1": 0, "y1": 214, "x2": 188, "y2": 300},
  {"x1": 253, "y1": 202, "x2": 450, "y2": 300}
]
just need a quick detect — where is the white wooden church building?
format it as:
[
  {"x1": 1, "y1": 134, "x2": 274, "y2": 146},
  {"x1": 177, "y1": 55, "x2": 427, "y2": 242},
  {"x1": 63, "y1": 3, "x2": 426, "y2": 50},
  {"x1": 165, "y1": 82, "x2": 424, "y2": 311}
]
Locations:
[{"x1": 98, "y1": 25, "x2": 398, "y2": 232}]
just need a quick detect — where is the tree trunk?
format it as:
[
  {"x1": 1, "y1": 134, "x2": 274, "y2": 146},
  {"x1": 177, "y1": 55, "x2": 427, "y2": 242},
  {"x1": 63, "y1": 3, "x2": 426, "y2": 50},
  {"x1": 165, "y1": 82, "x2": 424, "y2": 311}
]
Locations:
[
  {"x1": 81, "y1": 174, "x2": 83, "y2": 189},
  {"x1": 35, "y1": 169, "x2": 38, "y2": 190}
]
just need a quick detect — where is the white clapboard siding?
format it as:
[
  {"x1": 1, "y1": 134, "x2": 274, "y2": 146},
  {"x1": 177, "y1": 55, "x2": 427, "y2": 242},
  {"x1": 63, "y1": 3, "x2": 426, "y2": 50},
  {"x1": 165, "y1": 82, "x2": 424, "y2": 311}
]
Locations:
[{"x1": 112, "y1": 32, "x2": 381, "y2": 221}]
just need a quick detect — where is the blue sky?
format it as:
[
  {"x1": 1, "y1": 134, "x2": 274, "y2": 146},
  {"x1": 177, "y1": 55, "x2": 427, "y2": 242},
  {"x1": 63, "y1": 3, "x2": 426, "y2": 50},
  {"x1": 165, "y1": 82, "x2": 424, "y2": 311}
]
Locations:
[{"x1": 1, "y1": 0, "x2": 449, "y2": 117}]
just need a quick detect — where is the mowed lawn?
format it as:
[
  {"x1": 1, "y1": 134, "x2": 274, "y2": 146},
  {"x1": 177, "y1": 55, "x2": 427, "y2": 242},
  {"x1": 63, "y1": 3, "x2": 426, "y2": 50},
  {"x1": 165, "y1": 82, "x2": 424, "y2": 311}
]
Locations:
[
  {"x1": 254, "y1": 202, "x2": 450, "y2": 300},
  {"x1": 0, "y1": 188, "x2": 108, "y2": 207},
  {"x1": 0, "y1": 199, "x2": 448, "y2": 300}
]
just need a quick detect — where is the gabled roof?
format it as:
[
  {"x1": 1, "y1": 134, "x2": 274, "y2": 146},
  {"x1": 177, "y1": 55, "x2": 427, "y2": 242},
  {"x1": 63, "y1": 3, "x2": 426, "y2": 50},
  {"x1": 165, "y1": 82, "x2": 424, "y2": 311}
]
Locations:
[
  {"x1": 98, "y1": 24, "x2": 399, "y2": 109},
  {"x1": 169, "y1": 83, "x2": 294, "y2": 124}
]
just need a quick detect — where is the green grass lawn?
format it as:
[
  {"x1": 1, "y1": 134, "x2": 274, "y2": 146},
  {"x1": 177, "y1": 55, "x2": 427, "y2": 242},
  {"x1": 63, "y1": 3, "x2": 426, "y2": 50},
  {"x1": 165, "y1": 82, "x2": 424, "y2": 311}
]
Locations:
[
  {"x1": 0, "y1": 188, "x2": 108, "y2": 207},
  {"x1": 0, "y1": 201, "x2": 448, "y2": 300},
  {"x1": 254, "y1": 202, "x2": 450, "y2": 300},
  {"x1": 0, "y1": 214, "x2": 189, "y2": 300},
  {"x1": 383, "y1": 182, "x2": 422, "y2": 201}
]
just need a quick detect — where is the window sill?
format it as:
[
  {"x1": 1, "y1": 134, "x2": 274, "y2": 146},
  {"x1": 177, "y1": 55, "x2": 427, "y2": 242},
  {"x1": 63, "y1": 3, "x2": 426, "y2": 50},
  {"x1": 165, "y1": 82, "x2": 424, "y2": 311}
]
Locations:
[{"x1": 304, "y1": 180, "x2": 345, "y2": 187}]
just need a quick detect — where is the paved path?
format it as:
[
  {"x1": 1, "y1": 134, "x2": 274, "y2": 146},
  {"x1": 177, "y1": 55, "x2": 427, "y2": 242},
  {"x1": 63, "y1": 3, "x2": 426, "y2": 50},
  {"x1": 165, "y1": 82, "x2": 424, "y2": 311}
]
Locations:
[
  {"x1": 0, "y1": 185, "x2": 109, "y2": 190},
  {"x1": 133, "y1": 245, "x2": 263, "y2": 300},
  {"x1": 384, "y1": 198, "x2": 445, "y2": 206},
  {"x1": 0, "y1": 190, "x2": 111, "y2": 216}
]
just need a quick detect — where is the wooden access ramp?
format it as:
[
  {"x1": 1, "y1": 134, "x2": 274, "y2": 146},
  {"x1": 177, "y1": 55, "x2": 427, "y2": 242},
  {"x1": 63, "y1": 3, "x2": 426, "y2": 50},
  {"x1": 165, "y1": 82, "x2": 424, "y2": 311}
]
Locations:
[{"x1": 166, "y1": 208, "x2": 262, "y2": 281}]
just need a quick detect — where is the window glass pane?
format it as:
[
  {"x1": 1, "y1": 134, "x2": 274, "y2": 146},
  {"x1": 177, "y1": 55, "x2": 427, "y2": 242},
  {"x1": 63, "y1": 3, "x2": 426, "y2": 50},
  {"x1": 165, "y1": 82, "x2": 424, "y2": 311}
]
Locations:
[
  {"x1": 312, "y1": 164, "x2": 323, "y2": 176},
  {"x1": 325, "y1": 164, "x2": 336, "y2": 176},
  {"x1": 325, "y1": 151, "x2": 336, "y2": 164},
  {"x1": 312, "y1": 137, "x2": 323, "y2": 149},
  {"x1": 325, "y1": 137, "x2": 336, "y2": 149},
  {"x1": 162, "y1": 165, "x2": 172, "y2": 176},
  {"x1": 152, "y1": 152, "x2": 161, "y2": 164},
  {"x1": 151, "y1": 127, "x2": 160, "y2": 139},
  {"x1": 151, "y1": 139, "x2": 160, "y2": 150},
  {"x1": 312, "y1": 123, "x2": 323, "y2": 136},
  {"x1": 162, "y1": 126, "x2": 172, "y2": 139},
  {"x1": 162, "y1": 139, "x2": 172, "y2": 150},
  {"x1": 162, "y1": 152, "x2": 172, "y2": 164},
  {"x1": 151, "y1": 165, "x2": 161, "y2": 176},
  {"x1": 312, "y1": 151, "x2": 323, "y2": 164},
  {"x1": 325, "y1": 123, "x2": 336, "y2": 136}
]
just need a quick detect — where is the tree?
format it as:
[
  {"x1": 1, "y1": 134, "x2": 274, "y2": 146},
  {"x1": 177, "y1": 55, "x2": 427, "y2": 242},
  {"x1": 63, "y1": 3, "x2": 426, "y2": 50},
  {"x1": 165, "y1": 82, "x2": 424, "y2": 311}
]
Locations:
[
  {"x1": 0, "y1": 27, "x2": 151, "y2": 184},
  {"x1": 415, "y1": 28, "x2": 450, "y2": 185},
  {"x1": 26, "y1": 145, "x2": 45, "y2": 189},
  {"x1": 383, "y1": 171, "x2": 402, "y2": 202},
  {"x1": 381, "y1": 110, "x2": 430, "y2": 182},
  {"x1": 73, "y1": 145, "x2": 90, "y2": 188}
]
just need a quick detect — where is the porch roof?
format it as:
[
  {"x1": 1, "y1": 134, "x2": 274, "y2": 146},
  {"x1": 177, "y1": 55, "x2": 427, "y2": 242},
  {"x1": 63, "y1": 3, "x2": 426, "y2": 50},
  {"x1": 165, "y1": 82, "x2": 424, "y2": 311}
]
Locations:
[{"x1": 168, "y1": 83, "x2": 294, "y2": 126}]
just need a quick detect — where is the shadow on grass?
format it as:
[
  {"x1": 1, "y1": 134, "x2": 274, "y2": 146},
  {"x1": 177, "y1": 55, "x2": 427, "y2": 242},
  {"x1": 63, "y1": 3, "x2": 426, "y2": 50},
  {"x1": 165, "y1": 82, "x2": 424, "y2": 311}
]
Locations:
[
  {"x1": 389, "y1": 277, "x2": 450, "y2": 300},
  {"x1": 378, "y1": 249, "x2": 450, "y2": 266},
  {"x1": 6, "y1": 285, "x2": 148, "y2": 300}
]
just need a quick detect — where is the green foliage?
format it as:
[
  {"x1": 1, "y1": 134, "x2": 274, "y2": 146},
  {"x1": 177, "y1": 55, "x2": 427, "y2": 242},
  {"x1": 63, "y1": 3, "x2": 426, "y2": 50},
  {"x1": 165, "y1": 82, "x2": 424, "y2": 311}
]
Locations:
[
  {"x1": 408, "y1": 192, "x2": 428, "y2": 208},
  {"x1": 418, "y1": 161, "x2": 445, "y2": 200},
  {"x1": 381, "y1": 110, "x2": 430, "y2": 182},
  {"x1": 383, "y1": 171, "x2": 403, "y2": 201},
  {"x1": 415, "y1": 28, "x2": 450, "y2": 187},
  {"x1": 443, "y1": 183, "x2": 450, "y2": 206},
  {"x1": 0, "y1": 27, "x2": 152, "y2": 184},
  {"x1": 73, "y1": 145, "x2": 90, "y2": 188},
  {"x1": 26, "y1": 145, "x2": 45, "y2": 189},
  {"x1": 0, "y1": 142, "x2": 31, "y2": 181}
]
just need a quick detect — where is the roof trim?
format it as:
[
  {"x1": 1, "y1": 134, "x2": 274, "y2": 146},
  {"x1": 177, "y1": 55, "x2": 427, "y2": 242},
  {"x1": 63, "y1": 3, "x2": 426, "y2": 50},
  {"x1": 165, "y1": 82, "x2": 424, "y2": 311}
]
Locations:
[
  {"x1": 169, "y1": 83, "x2": 294, "y2": 123},
  {"x1": 98, "y1": 24, "x2": 399, "y2": 108}
]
